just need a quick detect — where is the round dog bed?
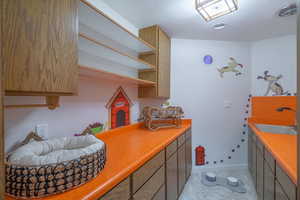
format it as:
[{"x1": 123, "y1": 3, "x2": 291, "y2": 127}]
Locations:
[{"x1": 6, "y1": 134, "x2": 106, "y2": 199}]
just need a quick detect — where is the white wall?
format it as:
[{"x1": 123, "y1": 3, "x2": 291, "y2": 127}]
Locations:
[
  {"x1": 5, "y1": 77, "x2": 140, "y2": 152},
  {"x1": 251, "y1": 35, "x2": 297, "y2": 96},
  {"x1": 170, "y1": 39, "x2": 251, "y2": 167}
]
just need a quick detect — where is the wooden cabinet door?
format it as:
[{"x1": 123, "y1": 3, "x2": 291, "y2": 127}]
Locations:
[
  {"x1": 178, "y1": 144, "x2": 186, "y2": 194},
  {"x1": 251, "y1": 139, "x2": 257, "y2": 187},
  {"x1": 264, "y1": 162, "x2": 275, "y2": 200},
  {"x1": 256, "y1": 148, "x2": 264, "y2": 200},
  {"x1": 248, "y1": 128, "x2": 253, "y2": 174},
  {"x1": 275, "y1": 181, "x2": 289, "y2": 200},
  {"x1": 3, "y1": 0, "x2": 78, "y2": 95},
  {"x1": 166, "y1": 152, "x2": 178, "y2": 200},
  {"x1": 185, "y1": 137, "x2": 192, "y2": 180},
  {"x1": 157, "y1": 28, "x2": 170, "y2": 98}
]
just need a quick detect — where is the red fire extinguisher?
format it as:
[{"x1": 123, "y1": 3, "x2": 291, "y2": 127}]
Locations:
[{"x1": 195, "y1": 146, "x2": 205, "y2": 165}]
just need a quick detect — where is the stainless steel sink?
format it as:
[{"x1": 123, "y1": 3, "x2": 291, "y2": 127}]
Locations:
[{"x1": 255, "y1": 124, "x2": 298, "y2": 135}]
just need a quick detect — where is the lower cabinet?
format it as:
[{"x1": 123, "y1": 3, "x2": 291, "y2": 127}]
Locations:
[
  {"x1": 256, "y1": 148, "x2": 264, "y2": 200},
  {"x1": 248, "y1": 126, "x2": 297, "y2": 200},
  {"x1": 166, "y1": 152, "x2": 178, "y2": 200},
  {"x1": 133, "y1": 165, "x2": 165, "y2": 200},
  {"x1": 99, "y1": 178, "x2": 130, "y2": 200},
  {"x1": 275, "y1": 181, "x2": 289, "y2": 200},
  {"x1": 185, "y1": 136, "x2": 192, "y2": 180},
  {"x1": 178, "y1": 144, "x2": 186, "y2": 194},
  {"x1": 99, "y1": 128, "x2": 192, "y2": 200},
  {"x1": 264, "y1": 162, "x2": 275, "y2": 200},
  {"x1": 152, "y1": 185, "x2": 166, "y2": 200}
]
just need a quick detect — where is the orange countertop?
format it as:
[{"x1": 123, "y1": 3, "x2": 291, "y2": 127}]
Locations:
[
  {"x1": 248, "y1": 122, "x2": 297, "y2": 184},
  {"x1": 6, "y1": 120, "x2": 192, "y2": 200}
]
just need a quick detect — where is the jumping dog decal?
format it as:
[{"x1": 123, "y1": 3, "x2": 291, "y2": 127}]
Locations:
[
  {"x1": 257, "y1": 70, "x2": 290, "y2": 96},
  {"x1": 217, "y1": 57, "x2": 243, "y2": 78}
]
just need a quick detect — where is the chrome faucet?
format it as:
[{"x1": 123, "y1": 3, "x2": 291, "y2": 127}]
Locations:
[{"x1": 276, "y1": 107, "x2": 298, "y2": 131}]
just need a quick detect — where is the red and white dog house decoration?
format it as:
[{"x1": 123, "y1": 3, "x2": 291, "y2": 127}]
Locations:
[{"x1": 106, "y1": 87, "x2": 133, "y2": 129}]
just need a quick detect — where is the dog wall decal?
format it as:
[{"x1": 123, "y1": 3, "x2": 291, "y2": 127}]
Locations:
[
  {"x1": 257, "y1": 70, "x2": 290, "y2": 96},
  {"x1": 217, "y1": 57, "x2": 243, "y2": 78}
]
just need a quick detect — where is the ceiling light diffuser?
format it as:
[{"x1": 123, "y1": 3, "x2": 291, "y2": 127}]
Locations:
[{"x1": 195, "y1": 0, "x2": 238, "y2": 22}]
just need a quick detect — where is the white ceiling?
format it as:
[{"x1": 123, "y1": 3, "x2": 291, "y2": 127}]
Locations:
[{"x1": 101, "y1": 0, "x2": 297, "y2": 41}]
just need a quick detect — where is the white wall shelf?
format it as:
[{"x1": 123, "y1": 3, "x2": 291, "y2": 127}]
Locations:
[
  {"x1": 79, "y1": 65, "x2": 155, "y2": 86},
  {"x1": 79, "y1": 0, "x2": 155, "y2": 53},
  {"x1": 79, "y1": 33, "x2": 156, "y2": 70}
]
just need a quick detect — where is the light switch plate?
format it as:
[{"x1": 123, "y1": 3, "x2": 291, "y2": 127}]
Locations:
[
  {"x1": 35, "y1": 124, "x2": 48, "y2": 139},
  {"x1": 224, "y1": 100, "x2": 232, "y2": 108}
]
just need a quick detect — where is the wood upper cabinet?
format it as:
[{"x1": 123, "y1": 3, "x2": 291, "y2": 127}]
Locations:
[
  {"x1": 138, "y1": 25, "x2": 171, "y2": 99},
  {"x1": 2, "y1": 0, "x2": 78, "y2": 95}
]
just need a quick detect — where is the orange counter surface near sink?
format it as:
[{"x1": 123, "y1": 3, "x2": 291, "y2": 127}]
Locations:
[
  {"x1": 6, "y1": 119, "x2": 192, "y2": 200},
  {"x1": 248, "y1": 122, "x2": 297, "y2": 184}
]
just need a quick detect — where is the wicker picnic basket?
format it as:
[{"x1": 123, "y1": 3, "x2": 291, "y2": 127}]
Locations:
[{"x1": 5, "y1": 133, "x2": 106, "y2": 199}]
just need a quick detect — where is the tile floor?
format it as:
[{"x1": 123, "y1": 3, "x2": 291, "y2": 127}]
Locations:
[{"x1": 179, "y1": 166, "x2": 257, "y2": 200}]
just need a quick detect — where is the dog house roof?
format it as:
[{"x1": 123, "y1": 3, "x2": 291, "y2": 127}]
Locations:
[{"x1": 105, "y1": 87, "x2": 133, "y2": 109}]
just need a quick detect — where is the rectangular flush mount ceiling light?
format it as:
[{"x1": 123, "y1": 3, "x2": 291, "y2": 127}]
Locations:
[{"x1": 195, "y1": 0, "x2": 238, "y2": 21}]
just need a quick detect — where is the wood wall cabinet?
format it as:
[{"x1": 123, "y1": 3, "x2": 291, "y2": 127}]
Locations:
[
  {"x1": 99, "y1": 128, "x2": 192, "y2": 200},
  {"x1": 138, "y1": 25, "x2": 171, "y2": 99},
  {"x1": 248, "y1": 126, "x2": 298, "y2": 200},
  {"x1": 2, "y1": 0, "x2": 78, "y2": 96}
]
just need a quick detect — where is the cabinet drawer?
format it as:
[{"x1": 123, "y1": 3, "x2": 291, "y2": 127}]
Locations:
[
  {"x1": 264, "y1": 149, "x2": 275, "y2": 172},
  {"x1": 133, "y1": 165, "x2": 165, "y2": 200},
  {"x1": 276, "y1": 165, "x2": 296, "y2": 200},
  {"x1": 256, "y1": 139, "x2": 264, "y2": 153},
  {"x1": 166, "y1": 140, "x2": 177, "y2": 159},
  {"x1": 178, "y1": 133, "x2": 186, "y2": 147},
  {"x1": 275, "y1": 181, "x2": 289, "y2": 200},
  {"x1": 133, "y1": 150, "x2": 165, "y2": 193},
  {"x1": 152, "y1": 185, "x2": 165, "y2": 200},
  {"x1": 186, "y1": 128, "x2": 192, "y2": 139},
  {"x1": 99, "y1": 177, "x2": 130, "y2": 200}
]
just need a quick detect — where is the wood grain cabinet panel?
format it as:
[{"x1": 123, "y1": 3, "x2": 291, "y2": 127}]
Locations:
[
  {"x1": 178, "y1": 144, "x2": 186, "y2": 194},
  {"x1": 138, "y1": 25, "x2": 170, "y2": 99},
  {"x1": 251, "y1": 139, "x2": 257, "y2": 187},
  {"x1": 264, "y1": 161, "x2": 275, "y2": 200},
  {"x1": 276, "y1": 165, "x2": 297, "y2": 200},
  {"x1": 152, "y1": 185, "x2": 166, "y2": 200},
  {"x1": 256, "y1": 148, "x2": 264, "y2": 200},
  {"x1": 166, "y1": 152, "x2": 178, "y2": 200},
  {"x1": 178, "y1": 133, "x2": 186, "y2": 147},
  {"x1": 248, "y1": 128, "x2": 253, "y2": 174},
  {"x1": 166, "y1": 140, "x2": 177, "y2": 159},
  {"x1": 3, "y1": 0, "x2": 78, "y2": 95},
  {"x1": 133, "y1": 165, "x2": 165, "y2": 200},
  {"x1": 132, "y1": 150, "x2": 165, "y2": 193},
  {"x1": 264, "y1": 149, "x2": 275, "y2": 172},
  {"x1": 99, "y1": 177, "x2": 130, "y2": 200},
  {"x1": 157, "y1": 28, "x2": 170, "y2": 98},
  {"x1": 185, "y1": 137, "x2": 192, "y2": 180},
  {"x1": 275, "y1": 181, "x2": 289, "y2": 200}
]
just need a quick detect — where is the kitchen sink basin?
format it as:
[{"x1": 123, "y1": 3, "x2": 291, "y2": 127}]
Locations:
[{"x1": 255, "y1": 124, "x2": 298, "y2": 135}]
